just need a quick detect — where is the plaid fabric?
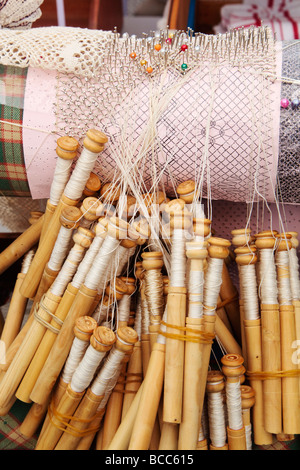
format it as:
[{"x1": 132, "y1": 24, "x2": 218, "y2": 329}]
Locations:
[
  {"x1": 0, "y1": 400, "x2": 37, "y2": 450},
  {"x1": 0, "y1": 65, "x2": 31, "y2": 197}
]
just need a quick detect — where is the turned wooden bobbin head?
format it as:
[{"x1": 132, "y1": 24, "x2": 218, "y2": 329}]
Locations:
[
  {"x1": 164, "y1": 198, "x2": 185, "y2": 219},
  {"x1": 60, "y1": 206, "x2": 82, "y2": 229},
  {"x1": 208, "y1": 237, "x2": 231, "y2": 259},
  {"x1": 287, "y1": 231, "x2": 299, "y2": 249},
  {"x1": 169, "y1": 208, "x2": 193, "y2": 232},
  {"x1": 83, "y1": 129, "x2": 108, "y2": 153},
  {"x1": 221, "y1": 354, "x2": 246, "y2": 381},
  {"x1": 90, "y1": 325, "x2": 116, "y2": 353},
  {"x1": 206, "y1": 370, "x2": 225, "y2": 394},
  {"x1": 124, "y1": 195, "x2": 137, "y2": 219},
  {"x1": 163, "y1": 276, "x2": 169, "y2": 296},
  {"x1": 193, "y1": 218, "x2": 212, "y2": 239},
  {"x1": 56, "y1": 136, "x2": 79, "y2": 160},
  {"x1": 186, "y1": 240, "x2": 208, "y2": 260},
  {"x1": 80, "y1": 197, "x2": 104, "y2": 222},
  {"x1": 120, "y1": 277, "x2": 136, "y2": 294},
  {"x1": 141, "y1": 251, "x2": 164, "y2": 271},
  {"x1": 128, "y1": 311, "x2": 136, "y2": 327},
  {"x1": 254, "y1": 230, "x2": 278, "y2": 250},
  {"x1": 129, "y1": 219, "x2": 150, "y2": 245},
  {"x1": 276, "y1": 233, "x2": 292, "y2": 252},
  {"x1": 73, "y1": 316, "x2": 98, "y2": 342},
  {"x1": 106, "y1": 216, "x2": 129, "y2": 240},
  {"x1": 134, "y1": 261, "x2": 144, "y2": 281},
  {"x1": 73, "y1": 226, "x2": 95, "y2": 249},
  {"x1": 95, "y1": 217, "x2": 109, "y2": 238},
  {"x1": 28, "y1": 211, "x2": 44, "y2": 225},
  {"x1": 152, "y1": 190, "x2": 167, "y2": 206},
  {"x1": 105, "y1": 277, "x2": 128, "y2": 301},
  {"x1": 100, "y1": 182, "x2": 121, "y2": 204},
  {"x1": 116, "y1": 326, "x2": 139, "y2": 354},
  {"x1": 241, "y1": 385, "x2": 256, "y2": 411},
  {"x1": 83, "y1": 172, "x2": 101, "y2": 197},
  {"x1": 231, "y1": 228, "x2": 254, "y2": 248},
  {"x1": 234, "y1": 245, "x2": 258, "y2": 265},
  {"x1": 176, "y1": 180, "x2": 198, "y2": 203}
]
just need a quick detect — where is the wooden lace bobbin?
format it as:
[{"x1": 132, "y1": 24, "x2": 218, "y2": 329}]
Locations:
[
  {"x1": 54, "y1": 326, "x2": 137, "y2": 450},
  {"x1": 276, "y1": 234, "x2": 300, "y2": 434},
  {"x1": 19, "y1": 316, "x2": 97, "y2": 439},
  {"x1": 0, "y1": 248, "x2": 35, "y2": 351},
  {"x1": 30, "y1": 216, "x2": 124, "y2": 406},
  {"x1": 128, "y1": 317, "x2": 167, "y2": 450},
  {"x1": 221, "y1": 353, "x2": 247, "y2": 450},
  {"x1": 136, "y1": 263, "x2": 151, "y2": 376},
  {"x1": 36, "y1": 325, "x2": 116, "y2": 450},
  {"x1": 21, "y1": 130, "x2": 107, "y2": 299},
  {"x1": 235, "y1": 245, "x2": 272, "y2": 445},
  {"x1": 163, "y1": 206, "x2": 192, "y2": 424},
  {"x1": 82, "y1": 172, "x2": 101, "y2": 198},
  {"x1": 178, "y1": 240, "x2": 208, "y2": 450},
  {"x1": 0, "y1": 211, "x2": 44, "y2": 276},
  {"x1": 142, "y1": 252, "x2": 164, "y2": 349},
  {"x1": 287, "y1": 232, "x2": 300, "y2": 402},
  {"x1": 176, "y1": 179, "x2": 199, "y2": 205},
  {"x1": 79, "y1": 196, "x2": 104, "y2": 228},
  {"x1": 41, "y1": 136, "x2": 78, "y2": 241},
  {"x1": 255, "y1": 230, "x2": 282, "y2": 434},
  {"x1": 113, "y1": 276, "x2": 135, "y2": 327},
  {"x1": 196, "y1": 404, "x2": 209, "y2": 450},
  {"x1": 206, "y1": 370, "x2": 228, "y2": 450},
  {"x1": 241, "y1": 385, "x2": 256, "y2": 450},
  {"x1": 15, "y1": 226, "x2": 94, "y2": 404},
  {"x1": 197, "y1": 237, "x2": 231, "y2": 425},
  {"x1": 31, "y1": 206, "x2": 83, "y2": 314}
]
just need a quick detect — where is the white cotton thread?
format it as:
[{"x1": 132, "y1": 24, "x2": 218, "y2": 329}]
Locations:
[
  {"x1": 20, "y1": 249, "x2": 35, "y2": 274},
  {"x1": 258, "y1": 249, "x2": 278, "y2": 304},
  {"x1": 245, "y1": 423, "x2": 252, "y2": 450},
  {"x1": 84, "y1": 235, "x2": 119, "y2": 291},
  {"x1": 92, "y1": 298, "x2": 112, "y2": 324},
  {"x1": 90, "y1": 347, "x2": 125, "y2": 397},
  {"x1": 70, "y1": 344, "x2": 107, "y2": 393},
  {"x1": 50, "y1": 245, "x2": 85, "y2": 297},
  {"x1": 61, "y1": 336, "x2": 90, "y2": 385},
  {"x1": 47, "y1": 225, "x2": 74, "y2": 272},
  {"x1": 157, "y1": 307, "x2": 167, "y2": 345},
  {"x1": 207, "y1": 389, "x2": 227, "y2": 448},
  {"x1": 71, "y1": 235, "x2": 105, "y2": 289},
  {"x1": 49, "y1": 157, "x2": 73, "y2": 206},
  {"x1": 226, "y1": 380, "x2": 243, "y2": 431},
  {"x1": 170, "y1": 228, "x2": 186, "y2": 288},
  {"x1": 188, "y1": 268, "x2": 204, "y2": 318},
  {"x1": 203, "y1": 257, "x2": 224, "y2": 313},
  {"x1": 276, "y1": 250, "x2": 292, "y2": 306},
  {"x1": 64, "y1": 147, "x2": 99, "y2": 201},
  {"x1": 289, "y1": 248, "x2": 300, "y2": 301},
  {"x1": 240, "y1": 264, "x2": 260, "y2": 321}
]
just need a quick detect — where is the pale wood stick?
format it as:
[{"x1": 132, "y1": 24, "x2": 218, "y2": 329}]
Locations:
[
  {"x1": 276, "y1": 233, "x2": 300, "y2": 434},
  {"x1": 235, "y1": 245, "x2": 273, "y2": 445},
  {"x1": 221, "y1": 353, "x2": 247, "y2": 450},
  {"x1": 219, "y1": 262, "x2": 241, "y2": 344},
  {"x1": 20, "y1": 130, "x2": 108, "y2": 299},
  {"x1": 158, "y1": 423, "x2": 178, "y2": 450},
  {"x1": 19, "y1": 400, "x2": 49, "y2": 439},
  {"x1": 0, "y1": 249, "x2": 35, "y2": 350},
  {"x1": 54, "y1": 327, "x2": 138, "y2": 450},
  {"x1": 241, "y1": 385, "x2": 256, "y2": 450},
  {"x1": 121, "y1": 341, "x2": 143, "y2": 420},
  {"x1": 0, "y1": 213, "x2": 44, "y2": 276},
  {"x1": 255, "y1": 230, "x2": 282, "y2": 434}
]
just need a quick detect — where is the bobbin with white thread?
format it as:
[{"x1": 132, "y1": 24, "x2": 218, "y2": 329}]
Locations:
[
  {"x1": 15, "y1": 226, "x2": 95, "y2": 404},
  {"x1": 21, "y1": 129, "x2": 107, "y2": 300},
  {"x1": 255, "y1": 230, "x2": 282, "y2": 435},
  {"x1": 36, "y1": 325, "x2": 116, "y2": 450},
  {"x1": 241, "y1": 385, "x2": 256, "y2": 450},
  {"x1": 276, "y1": 233, "x2": 300, "y2": 434},
  {"x1": 83, "y1": 172, "x2": 101, "y2": 197},
  {"x1": 177, "y1": 179, "x2": 198, "y2": 204},
  {"x1": 136, "y1": 261, "x2": 151, "y2": 377},
  {"x1": 163, "y1": 203, "x2": 192, "y2": 425},
  {"x1": 30, "y1": 216, "x2": 125, "y2": 406},
  {"x1": 178, "y1": 240, "x2": 208, "y2": 450},
  {"x1": 235, "y1": 244, "x2": 273, "y2": 446},
  {"x1": 79, "y1": 196, "x2": 104, "y2": 227},
  {"x1": 54, "y1": 326, "x2": 138, "y2": 450},
  {"x1": 206, "y1": 370, "x2": 228, "y2": 450},
  {"x1": 196, "y1": 237, "x2": 231, "y2": 433},
  {"x1": 221, "y1": 353, "x2": 247, "y2": 450}
]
